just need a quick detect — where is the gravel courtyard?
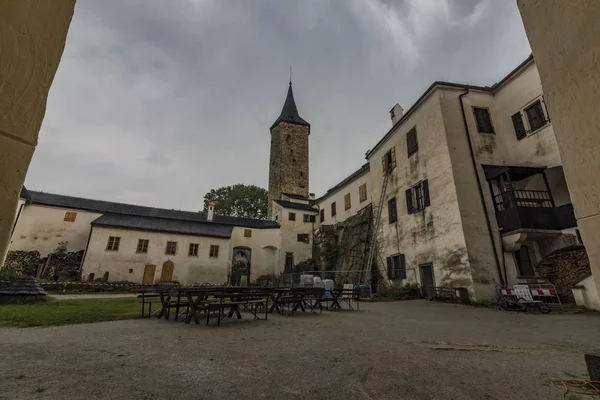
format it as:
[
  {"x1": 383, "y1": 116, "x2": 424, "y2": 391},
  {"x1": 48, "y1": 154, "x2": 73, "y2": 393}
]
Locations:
[{"x1": 1, "y1": 300, "x2": 599, "y2": 400}]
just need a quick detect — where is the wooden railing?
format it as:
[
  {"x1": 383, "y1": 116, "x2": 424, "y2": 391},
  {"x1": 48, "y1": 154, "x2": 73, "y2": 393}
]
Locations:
[{"x1": 493, "y1": 189, "x2": 553, "y2": 211}]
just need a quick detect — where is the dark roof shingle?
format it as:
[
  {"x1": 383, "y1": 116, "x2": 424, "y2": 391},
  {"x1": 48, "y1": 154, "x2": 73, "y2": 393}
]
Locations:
[
  {"x1": 274, "y1": 200, "x2": 317, "y2": 212},
  {"x1": 92, "y1": 213, "x2": 234, "y2": 238},
  {"x1": 27, "y1": 191, "x2": 279, "y2": 229},
  {"x1": 270, "y1": 83, "x2": 310, "y2": 130}
]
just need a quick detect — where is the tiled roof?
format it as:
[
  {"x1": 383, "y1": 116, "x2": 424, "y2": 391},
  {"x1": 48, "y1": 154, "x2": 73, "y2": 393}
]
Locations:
[
  {"x1": 274, "y1": 199, "x2": 317, "y2": 212},
  {"x1": 92, "y1": 213, "x2": 234, "y2": 238},
  {"x1": 0, "y1": 276, "x2": 47, "y2": 296},
  {"x1": 27, "y1": 191, "x2": 279, "y2": 229},
  {"x1": 270, "y1": 83, "x2": 310, "y2": 130},
  {"x1": 282, "y1": 193, "x2": 309, "y2": 200}
]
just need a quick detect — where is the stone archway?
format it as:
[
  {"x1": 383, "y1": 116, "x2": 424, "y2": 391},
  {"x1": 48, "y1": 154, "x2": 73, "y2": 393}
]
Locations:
[{"x1": 231, "y1": 247, "x2": 251, "y2": 286}]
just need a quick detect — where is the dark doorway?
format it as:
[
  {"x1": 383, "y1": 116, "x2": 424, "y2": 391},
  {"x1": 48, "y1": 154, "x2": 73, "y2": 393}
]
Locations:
[
  {"x1": 284, "y1": 252, "x2": 294, "y2": 274},
  {"x1": 515, "y1": 245, "x2": 536, "y2": 277},
  {"x1": 420, "y1": 264, "x2": 435, "y2": 299}
]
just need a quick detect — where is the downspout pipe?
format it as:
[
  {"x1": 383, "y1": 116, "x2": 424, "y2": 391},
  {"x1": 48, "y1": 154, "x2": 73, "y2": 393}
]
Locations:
[{"x1": 458, "y1": 89, "x2": 506, "y2": 286}]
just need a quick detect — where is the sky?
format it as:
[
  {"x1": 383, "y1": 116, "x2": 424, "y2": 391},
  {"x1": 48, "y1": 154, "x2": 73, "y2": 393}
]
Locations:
[{"x1": 26, "y1": 0, "x2": 531, "y2": 212}]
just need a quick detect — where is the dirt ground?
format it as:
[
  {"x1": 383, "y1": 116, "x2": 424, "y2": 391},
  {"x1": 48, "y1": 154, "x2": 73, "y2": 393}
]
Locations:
[{"x1": 1, "y1": 300, "x2": 599, "y2": 400}]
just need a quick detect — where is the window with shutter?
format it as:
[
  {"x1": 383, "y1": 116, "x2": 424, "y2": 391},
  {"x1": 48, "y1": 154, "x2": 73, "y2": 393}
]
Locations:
[
  {"x1": 525, "y1": 100, "x2": 547, "y2": 131},
  {"x1": 407, "y1": 127, "x2": 418, "y2": 157},
  {"x1": 406, "y1": 188, "x2": 414, "y2": 214},
  {"x1": 386, "y1": 257, "x2": 394, "y2": 279},
  {"x1": 382, "y1": 147, "x2": 397, "y2": 174},
  {"x1": 359, "y1": 183, "x2": 367, "y2": 202},
  {"x1": 473, "y1": 107, "x2": 494, "y2": 133},
  {"x1": 388, "y1": 197, "x2": 397, "y2": 223},
  {"x1": 331, "y1": 202, "x2": 337, "y2": 217},
  {"x1": 320, "y1": 208, "x2": 325, "y2": 222},
  {"x1": 398, "y1": 254, "x2": 407, "y2": 280},
  {"x1": 422, "y1": 180, "x2": 430, "y2": 207},
  {"x1": 344, "y1": 193, "x2": 351, "y2": 210},
  {"x1": 512, "y1": 112, "x2": 527, "y2": 140}
]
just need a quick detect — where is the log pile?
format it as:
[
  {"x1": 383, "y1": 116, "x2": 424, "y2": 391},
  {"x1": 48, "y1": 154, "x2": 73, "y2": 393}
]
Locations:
[{"x1": 536, "y1": 245, "x2": 590, "y2": 301}]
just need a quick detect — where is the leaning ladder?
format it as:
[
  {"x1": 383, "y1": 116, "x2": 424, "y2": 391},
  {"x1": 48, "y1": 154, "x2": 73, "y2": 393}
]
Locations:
[{"x1": 361, "y1": 168, "x2": 391, "y2": 294}]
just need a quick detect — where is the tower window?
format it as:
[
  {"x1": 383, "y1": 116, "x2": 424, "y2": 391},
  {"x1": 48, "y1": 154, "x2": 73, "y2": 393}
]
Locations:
[
  {"x1": 289, "y1": 212, "x2": 296, "y2": 221},
  {"x1": 300, "y1": 171, "x2": 304, "y2": 177}
]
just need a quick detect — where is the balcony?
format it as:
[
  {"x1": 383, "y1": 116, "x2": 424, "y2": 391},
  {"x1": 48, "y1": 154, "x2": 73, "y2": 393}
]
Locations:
[{"x1": 484, "y1": 165, "x2": 576, "y2": 233}]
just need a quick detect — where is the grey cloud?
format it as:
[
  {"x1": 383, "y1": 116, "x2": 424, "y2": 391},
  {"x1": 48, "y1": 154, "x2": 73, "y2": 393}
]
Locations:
[{"x1": 26, "y1": 0, "x2": 531, "y2": 210}]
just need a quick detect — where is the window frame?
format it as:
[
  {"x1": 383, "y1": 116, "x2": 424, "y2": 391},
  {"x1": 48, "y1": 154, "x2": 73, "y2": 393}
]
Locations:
[
  {"x1": 106, "y1": 236, "x2": 121, "y2": 251},
  {"x1": 407, "y1": 127, "x2": 418, "y2": 157},
  {"x1": 382, "y1": 146, "x2": 397, "y2": 174},
  {"x1": 407, "y1": 179, "x2": 430, "y2": 214},
  {"x1": 359, "y1": 183, "x2": 367, "y2": 203},
  {"x1": 136, "y1": 239, "x2": 149, "y2": 254},
  {"x1": 297, "y1": 233, "x2": 309, "y2": 243},
  {"x1": 209, "y1": 244, "x2": 220, "y2": 258},
  {"x1": 512, "y1": 111, "x2": 527, "y2": 140},
  {"x1": 320, "y1": 208, "x2": 325, "y2": 223},
  {"x1": 524, "y1": 99, "x2": 548, "y2": 132},
  {"x1": 388, "y1": 197, "x2": 397, "y2": 224},
  {"x1": 344, "y1": 193, "x2": 351, "y2": 210},
  {"x1": 165, "y1": 241, "x2": 178, "y2": 256},
  {"x1": 289, "y1": 212, "x2": 296, "y2": 221},
  {"x1": 386, "y1": 254, "x2": 406, "y2": 280},
  {"x1": 244, "y1": 229, "x2": 252, "y2": 238},
  {"x1": 473, "y1": 107, "x2": 495, "y2": 134},
  {"x1": 188, "y1": 243, "x2": 199, "y2": 257},
  {"x1": 63, "y1": 211, "x2": 77, "y2": 222},
  {"x1": 331, "y1": 202, "x2": 337, "y2": 217}
]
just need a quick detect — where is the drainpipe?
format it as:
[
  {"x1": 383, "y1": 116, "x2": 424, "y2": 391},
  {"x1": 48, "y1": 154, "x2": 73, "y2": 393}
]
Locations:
[{"x1": 459, "y1": 89, "x2": 506, "y2": 286}]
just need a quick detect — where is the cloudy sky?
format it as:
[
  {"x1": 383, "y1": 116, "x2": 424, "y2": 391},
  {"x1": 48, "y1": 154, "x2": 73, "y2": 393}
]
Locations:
[{"x1": 27, "y1": 0, "x2": 531, "y2": 211}]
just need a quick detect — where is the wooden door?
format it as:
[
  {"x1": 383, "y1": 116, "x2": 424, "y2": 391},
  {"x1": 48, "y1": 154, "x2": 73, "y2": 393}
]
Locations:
[
  {"x1": 160, "y1": 260, "x2": 174, "y2": 282},
  {"x1": 420, "y1": 264, "x2": 435, "y2": 299},
  {"x1": 143, "y1": 264, "x2": 156, "y2": 284}
]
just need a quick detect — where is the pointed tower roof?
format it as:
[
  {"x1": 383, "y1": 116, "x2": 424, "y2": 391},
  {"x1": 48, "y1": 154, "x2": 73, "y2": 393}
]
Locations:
[{"x1": 270, "y1": 82, "x2": 310, "y2": 131}]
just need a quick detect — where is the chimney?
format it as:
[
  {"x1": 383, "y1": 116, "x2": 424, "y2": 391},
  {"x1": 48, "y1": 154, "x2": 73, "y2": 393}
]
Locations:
[
  {"x1": 207, "y1": 202, "x2": 215, "y2": 222},
  {"x1": 309, "y1": 193, "x2": 315, "y2": 200},
  {"x1": 390, "y1": 103, "x2": 404, "y2": 125}
]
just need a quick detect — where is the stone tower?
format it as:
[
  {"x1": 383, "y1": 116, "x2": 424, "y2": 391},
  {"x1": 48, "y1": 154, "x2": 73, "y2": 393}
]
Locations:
[{"x1": 268, "y1": 82, "x2": 310, "y2": 219}]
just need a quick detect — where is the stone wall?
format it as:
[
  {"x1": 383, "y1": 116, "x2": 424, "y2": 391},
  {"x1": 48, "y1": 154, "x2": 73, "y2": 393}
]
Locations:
[{"x1": 268, "y1": 121, "x2": 309, "y2": 218}]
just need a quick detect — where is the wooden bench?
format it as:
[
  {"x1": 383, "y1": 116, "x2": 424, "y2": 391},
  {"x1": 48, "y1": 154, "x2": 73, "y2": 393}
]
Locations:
[{"x1": 136, "y1": 292, "x2": 162, "y2": 318}]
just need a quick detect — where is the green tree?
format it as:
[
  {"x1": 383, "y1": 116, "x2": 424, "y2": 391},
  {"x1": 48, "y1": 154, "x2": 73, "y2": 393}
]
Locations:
[{"x1": 202, "y1": 184, "x2": 268, "y2": 219}]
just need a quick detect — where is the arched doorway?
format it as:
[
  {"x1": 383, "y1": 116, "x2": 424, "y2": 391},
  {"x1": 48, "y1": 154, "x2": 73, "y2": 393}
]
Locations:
[
  {"x1": 160, "y1": 260, "x2": 174, "y2": 282},
  {"x1": 231, "y1": 247, "x2": 251, "y2": 286}
]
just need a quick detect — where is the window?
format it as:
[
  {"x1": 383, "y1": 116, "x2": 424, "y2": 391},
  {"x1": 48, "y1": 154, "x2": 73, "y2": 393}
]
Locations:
[
  {"x1": 106, "y1": 236, "x2": 120, "y2": 251},
  {"x1": 382, "y1": 147, "x2": 397, "y2": 174},
  {"x1": 386, "y1": 254, "x2": 406, "y2": 280},
  {"x1": 165, "y1": 241, "x2": 177, "y2": 255},
  {"x1": 406, "y1": 180, "x2": 430, "y2": 214},
  {"x1": 320, "y1": 208, "x2": 325, "y2": 223},
  {"x1": 63, "y1": 211, "x2": 77, "y2": 222},
  {"x1": 331, "y1": 202, "x2": 337, "y2": 217},
  {"x1": 297, "y1": 233, "x2": 309, "y2": 243},
  {"x1": 289, "y1": 212, "x2": 296, "y2": 221},
  {"x1": 359, "y1": 183, "x2": 367, "y2": 203},
  {"x1": 303, "y1": 214, "x2": 315, "y2": 223},
  {"x1": 209, "y1": 245, "x2": 219, "y2": 258},
  {"x1": 525, "y1": 100, "x2": 547, "y2": 132},
  {"x1": 473, "y1": 107, "x2": 494, "y2": 133},
  {"x1": 244, "y1": 229, "x2": 252, "y2": 238},
  {"x1": 407, "y1": 127, "x2": 418, "y2": 156},
  {"x1": 512, "y1": 112, "x2": 527, "y2": 140},
  {"x1": 136, "y1": 239, "x2": 149, "y2": 254},
  {"x1": 189, "y1": 243, "x2": 199, "y2": 256},
  {"x1": 344, "y1": 193, "x2": 351, "y2": 210},
  {"x1": 388, "y1": 197, "x2": 397, "y2": 223}
]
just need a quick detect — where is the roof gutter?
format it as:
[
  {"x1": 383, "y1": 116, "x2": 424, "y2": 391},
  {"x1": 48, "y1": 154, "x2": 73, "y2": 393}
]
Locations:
[{"x1": 459, "y1": 89, "x2": 506, "y2": 286}]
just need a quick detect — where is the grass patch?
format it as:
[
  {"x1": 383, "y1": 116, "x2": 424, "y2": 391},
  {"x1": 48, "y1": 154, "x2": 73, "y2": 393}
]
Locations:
[{"x1": 0, "y1": 297, "x2": 141, "y2": 328}]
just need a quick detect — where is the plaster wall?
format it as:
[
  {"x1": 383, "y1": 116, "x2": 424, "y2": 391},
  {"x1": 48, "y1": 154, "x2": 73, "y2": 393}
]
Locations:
[
  {"x1": 518, "y1": 0, "x2": 600, "y2": 310},
  {"x1": 271, "y1": 202, "x2": 315, "y2": 271},
  {"x1": 82, "y1": 226, "x2": 232, "y2": 284},
  {"x1": 367, "y1": 92, "x2": 477, "y2": 298},
  {"x1": 0, "y1": 1, "x2": 75, "y2": 263},
  {"x1": 230, "y1": 226, "x2": 281, "y2": 279},
  {"x1": 315, "y1": 172, "x2": 372, "y2": 227},
  {"x1": 9, "y1": 205, "x2": 100, "y2": 255}
]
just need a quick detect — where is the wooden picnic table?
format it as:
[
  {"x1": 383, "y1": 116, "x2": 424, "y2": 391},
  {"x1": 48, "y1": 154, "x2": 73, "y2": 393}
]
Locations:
[{"x1": 324, "y1": 288, "x2": 360, "y2": 311}]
